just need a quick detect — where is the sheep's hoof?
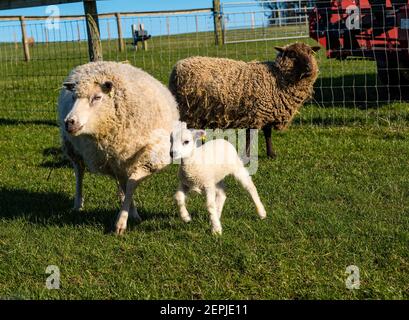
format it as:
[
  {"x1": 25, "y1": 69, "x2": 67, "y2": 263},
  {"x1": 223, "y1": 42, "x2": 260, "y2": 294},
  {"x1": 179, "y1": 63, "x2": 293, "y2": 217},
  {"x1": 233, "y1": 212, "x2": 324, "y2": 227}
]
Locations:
[
  {"x1": 211, "y1": 228, "x2": 222, "y2": 236},
  {"x1": 267, "y1": 152, "x2": 277, "y2": 159},
  {"x1": 73, "y1": 198, "x2": 84, "y2": 211},
  {"x1": 258, "y1": 209, "x2": 267, "y2": 220},
  {"x1": 115, "y1": 225, "x2": 126, "y2": 236},
  {"x1": 181, "y1": 215, "x2": 192, "y2": 223},
  {"x1": 130, "y1": 208, "x2": 142, "y2": 223},
  {"x1": 115, "y1": 218, "x2": 128, "y2": 236}
]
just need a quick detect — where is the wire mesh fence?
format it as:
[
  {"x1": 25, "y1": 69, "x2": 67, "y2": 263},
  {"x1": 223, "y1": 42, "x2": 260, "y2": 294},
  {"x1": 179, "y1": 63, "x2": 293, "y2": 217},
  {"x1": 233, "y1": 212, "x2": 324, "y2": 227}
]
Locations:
[
  {"x1": 222, "y1": 0, "x2": 311, "y2": 43},
  {"x1": 0, "y1": 0, "x2": 408, "y2": 124}
]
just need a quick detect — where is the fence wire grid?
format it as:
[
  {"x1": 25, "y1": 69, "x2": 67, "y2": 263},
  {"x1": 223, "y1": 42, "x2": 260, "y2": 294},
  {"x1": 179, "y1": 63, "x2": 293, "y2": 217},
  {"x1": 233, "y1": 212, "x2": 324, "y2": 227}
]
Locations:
[{"x1": 0, "y1": 0, "x2": 408, "y2": 126}]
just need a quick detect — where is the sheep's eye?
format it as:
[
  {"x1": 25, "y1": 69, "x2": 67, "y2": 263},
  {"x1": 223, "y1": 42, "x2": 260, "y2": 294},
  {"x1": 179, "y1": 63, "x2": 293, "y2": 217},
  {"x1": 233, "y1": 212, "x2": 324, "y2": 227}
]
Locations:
[
  {"x1": 92, "y1": 95, "x2": 102, "y2": 103},
  {"x1": 183, "y1": 140, "x2": 189, "y2": 145}
]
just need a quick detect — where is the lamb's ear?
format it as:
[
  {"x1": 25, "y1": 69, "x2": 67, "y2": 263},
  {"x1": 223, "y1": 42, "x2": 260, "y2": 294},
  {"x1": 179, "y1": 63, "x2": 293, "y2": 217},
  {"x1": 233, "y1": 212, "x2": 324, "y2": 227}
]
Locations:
[
  {"x1": 311, "y1": 46, "x2": 321, "y2": 53},
  {"x1": 101, "y1": 81, "x2": 113, "y2": 93},
  {"x1": 274, "y1": 46, "x2": 285, "y2": 53},
  {"x1": 192, "y1": 129, "x2": 206, "y2": 141},
  {"x1": 63, "y1": 82, "x2": 75, "y2": 91}
]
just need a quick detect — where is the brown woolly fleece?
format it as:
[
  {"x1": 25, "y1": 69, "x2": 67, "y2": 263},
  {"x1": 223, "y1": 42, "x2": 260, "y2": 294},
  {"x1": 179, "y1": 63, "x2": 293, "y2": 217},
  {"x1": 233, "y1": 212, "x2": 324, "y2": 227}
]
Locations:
[{"x1": 169, "y1": 42, "x2": 319, "y2": 131}]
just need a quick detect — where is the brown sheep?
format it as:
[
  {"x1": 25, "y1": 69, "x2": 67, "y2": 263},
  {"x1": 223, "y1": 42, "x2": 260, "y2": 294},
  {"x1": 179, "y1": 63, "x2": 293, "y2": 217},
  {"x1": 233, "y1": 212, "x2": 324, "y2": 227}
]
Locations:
[{"x1": 169, "y1": 42, "x2": 320, "y2": 159}]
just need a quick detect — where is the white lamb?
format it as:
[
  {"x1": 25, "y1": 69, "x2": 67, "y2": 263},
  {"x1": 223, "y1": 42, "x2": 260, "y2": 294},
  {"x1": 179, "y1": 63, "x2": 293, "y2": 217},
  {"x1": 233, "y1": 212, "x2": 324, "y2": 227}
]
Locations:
[{"x1": 170, "y1": 122, "x2": 267, "y2": 235}]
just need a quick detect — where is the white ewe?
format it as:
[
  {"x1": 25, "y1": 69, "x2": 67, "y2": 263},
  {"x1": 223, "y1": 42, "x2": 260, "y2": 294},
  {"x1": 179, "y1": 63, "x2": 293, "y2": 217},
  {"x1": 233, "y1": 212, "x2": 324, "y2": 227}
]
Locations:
[{"x1": 58, "y1": 61, "x2": 179, "y2": 235}]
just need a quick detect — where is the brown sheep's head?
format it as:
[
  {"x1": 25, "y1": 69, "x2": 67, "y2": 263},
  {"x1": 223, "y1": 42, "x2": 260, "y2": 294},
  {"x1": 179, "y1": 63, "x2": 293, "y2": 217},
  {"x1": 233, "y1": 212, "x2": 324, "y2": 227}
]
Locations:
[
  {"x1": 274, "y1": 42, "x2": 320, "y2": 83},
  {"x1": 62, "y1": 79, "x2": 116, "y2": 136}
]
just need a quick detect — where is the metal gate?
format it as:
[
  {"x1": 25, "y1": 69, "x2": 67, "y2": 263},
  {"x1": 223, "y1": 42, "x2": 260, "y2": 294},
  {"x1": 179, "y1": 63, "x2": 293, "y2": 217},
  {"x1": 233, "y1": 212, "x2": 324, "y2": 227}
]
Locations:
[{"x1": 221, "y1": 0, "x2": 313, "y2": 44}]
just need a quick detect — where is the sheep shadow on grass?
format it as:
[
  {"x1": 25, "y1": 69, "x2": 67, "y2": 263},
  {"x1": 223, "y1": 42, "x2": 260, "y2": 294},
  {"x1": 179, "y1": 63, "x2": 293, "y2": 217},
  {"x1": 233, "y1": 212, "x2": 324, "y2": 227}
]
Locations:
[
  {"x1": 0, "y1": 118, "x2": 58, "y2": 127},
  {"x1": 0, "y1": 187, "x2": 175, "y2": 234},
  {"x1": 41, "y1": 146, "x2": 71, "y2": 169}
]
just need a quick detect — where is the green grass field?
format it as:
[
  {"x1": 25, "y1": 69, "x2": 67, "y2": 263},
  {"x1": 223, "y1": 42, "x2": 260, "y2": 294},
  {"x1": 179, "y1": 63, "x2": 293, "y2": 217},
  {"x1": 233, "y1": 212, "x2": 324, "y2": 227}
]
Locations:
[{"x1": 0, "y1": 30, "x2": 408, "y2": 299}]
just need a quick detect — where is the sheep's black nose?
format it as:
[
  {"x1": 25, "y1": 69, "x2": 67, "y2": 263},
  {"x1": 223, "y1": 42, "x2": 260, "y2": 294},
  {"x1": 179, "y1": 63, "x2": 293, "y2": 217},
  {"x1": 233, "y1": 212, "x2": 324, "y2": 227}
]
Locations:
[
  {"x1": 66, "y1": 118, "x2": 75, "y2": 125},
  {"x1": 65, "y1": 118, "x2": 74, "y2": 129}
]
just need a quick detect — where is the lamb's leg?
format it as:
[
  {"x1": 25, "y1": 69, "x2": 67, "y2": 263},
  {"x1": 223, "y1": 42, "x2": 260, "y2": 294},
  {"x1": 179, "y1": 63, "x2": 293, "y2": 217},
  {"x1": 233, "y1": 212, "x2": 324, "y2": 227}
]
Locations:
[
  {"x1": 174, "y1": 184, "x2": 191, "y2": 223},
  {"x1": 206, "y1": 186, "x2": 222, "y2": 235},
  {"x1": 118, "y1": 181, "x2": 141, "y2": 223},
  {"x1": 233, "y1": 167, "x2": 267, "y2": 219},
  {"x1": 215, "y1": 182, "x2": 227, "y2": 219},
  {"x1": 263, "y1": 124, "x2": 276, "y2": 159},
  {"x1": 115, "y1": 170, "x2": 150, "y2": 235}
]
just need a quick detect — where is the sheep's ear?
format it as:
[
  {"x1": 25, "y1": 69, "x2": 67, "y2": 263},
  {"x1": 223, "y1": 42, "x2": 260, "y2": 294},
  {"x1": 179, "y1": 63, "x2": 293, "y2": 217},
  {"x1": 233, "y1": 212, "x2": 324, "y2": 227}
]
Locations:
[
  {"x1": 63, "y1": 82, "x2": 75, "y2": 91},
  {"x1": 101, "y1": 81, "x2": 113, "y2": 93},
  {"x1": 274, "y1": 46, "x2": 285, "y2": 53},
  {"x1": 192, "y1": 129, "x2": 206, "y2": 141},
  {"x1": 311, "y1": 46, "x2": 321, "y2": 53}
]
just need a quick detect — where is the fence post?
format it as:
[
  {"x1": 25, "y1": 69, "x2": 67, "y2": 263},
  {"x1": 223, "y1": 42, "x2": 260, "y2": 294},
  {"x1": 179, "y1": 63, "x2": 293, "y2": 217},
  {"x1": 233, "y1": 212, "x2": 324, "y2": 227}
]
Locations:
[
  {"x1": 44, "y1": 26, "x2": 49, "y2": 46},
  {"x1": 19, "y1": 16, "x2": 30, "y2": 62},
  {"x1": 77, "y1": 22, "x2": 81, "y2": 42},
  {"x1": 304, "y1": 6, "x2": 308, "y2": 29},
  {"x1": 213, "y1": 0, "x2": 223, "y2": 46},
  {"x1": 13, "y1": 31, "x2": 18, "y2": 50},
  {"x1": 83, "y1": 0, "x2": 103, "y2": 61},
  {"x1": 115, "y1": 13, "x2": 124, "y2": 51}
]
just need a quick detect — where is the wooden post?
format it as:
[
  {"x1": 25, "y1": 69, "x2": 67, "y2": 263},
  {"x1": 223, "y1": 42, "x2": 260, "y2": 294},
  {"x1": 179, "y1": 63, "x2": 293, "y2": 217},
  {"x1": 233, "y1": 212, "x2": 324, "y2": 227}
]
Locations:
[
  {"x1": 115, "y1": 12, "x2": 124, "y2": 51},
  {"x1": 212, "y1": 0, "x2": 223, "y2": 46},
  {"x1": 19, "y1": 16, "x2": 30, "y2": 61},
  {"x1": 83, "y1": 0, "x2": 102, "y2": 61}
]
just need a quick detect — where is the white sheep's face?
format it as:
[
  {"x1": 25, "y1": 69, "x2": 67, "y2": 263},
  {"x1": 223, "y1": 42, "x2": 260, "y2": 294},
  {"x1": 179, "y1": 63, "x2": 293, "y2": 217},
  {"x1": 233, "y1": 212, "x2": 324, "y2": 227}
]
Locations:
[
  {"x1": 170, "y1": 122, "x2": 206, "y2": 160},
  {"x1": 63, "y1": 81, "x2": 113, "y2": 136}
]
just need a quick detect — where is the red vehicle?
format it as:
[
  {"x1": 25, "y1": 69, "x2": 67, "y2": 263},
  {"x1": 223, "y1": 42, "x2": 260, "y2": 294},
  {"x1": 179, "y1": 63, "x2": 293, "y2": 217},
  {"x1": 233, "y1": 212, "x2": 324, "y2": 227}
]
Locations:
[{"x1": 309, "y1": 0, "x2": 409, "y2": 86}]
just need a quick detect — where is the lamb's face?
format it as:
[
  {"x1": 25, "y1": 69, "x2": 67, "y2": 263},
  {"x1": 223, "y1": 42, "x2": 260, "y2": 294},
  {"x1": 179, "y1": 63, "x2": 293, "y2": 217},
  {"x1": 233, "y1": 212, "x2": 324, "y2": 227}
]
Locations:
[
  {"x1": 274, "y1": 43, "x2": 320, "y2": 81},
  {"x1": 170, "y1": 123, "x2": 205, "y2": 160},
  {"x1": 63, "y1": 81, "x2": 114, "y2": 136}
]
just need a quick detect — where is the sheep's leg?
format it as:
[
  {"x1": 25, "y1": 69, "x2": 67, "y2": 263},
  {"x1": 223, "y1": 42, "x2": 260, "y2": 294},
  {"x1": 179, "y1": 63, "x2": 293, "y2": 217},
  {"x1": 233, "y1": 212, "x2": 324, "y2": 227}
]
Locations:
[
  {"x1": 233, "y1": 167, "x2": 267, "y2": 219},
  {"x1": 118, "y1": 181, "x2": 141, "y2": 223},
  {"x1": 63, "y1": 139, "x2": 85, "y2": 211},
  {"x1": 263, "y1": 124, "x2": 276, "y2": 159},
  {"x1": 72, "y1": 162, "x2": 85, "y2": 210},
  {"x1": 215, "y1": 182, "x2": 227, "y2": 219},
  {"x1": 115, "y1": 170, "x2": 150, "y2": 235},
  {"x1": 174, "y1": 184, "x2": 191, "y2": 223},
  {"x1": 206, "y1": 186, "x2": 222, "y2": 235},
  {"x1": 245, "y1": 128, "x2": 252, "y2": 158}
]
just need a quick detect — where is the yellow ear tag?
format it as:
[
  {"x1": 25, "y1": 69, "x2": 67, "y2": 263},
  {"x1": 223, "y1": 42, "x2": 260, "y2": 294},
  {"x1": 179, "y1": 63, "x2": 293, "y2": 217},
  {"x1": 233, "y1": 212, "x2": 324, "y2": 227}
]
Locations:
[
  {"x1": 201, "y1": 135, "x2": 206, "y2": 143},
  {"x1": 109, "y1": 91, "x2": 114, "y2": 98}
]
